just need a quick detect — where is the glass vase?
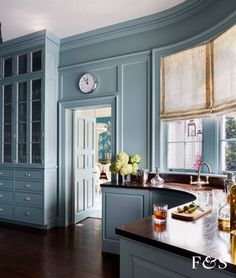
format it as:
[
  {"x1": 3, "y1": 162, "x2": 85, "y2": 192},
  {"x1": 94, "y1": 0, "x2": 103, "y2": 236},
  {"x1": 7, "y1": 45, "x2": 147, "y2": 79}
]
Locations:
[{"x1": 121, "y1": 174, "x2": 130, "y2": 185}]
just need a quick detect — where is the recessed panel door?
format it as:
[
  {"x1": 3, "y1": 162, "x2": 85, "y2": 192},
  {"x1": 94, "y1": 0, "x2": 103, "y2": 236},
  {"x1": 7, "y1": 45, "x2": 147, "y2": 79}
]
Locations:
[{"x1": 73, "y1": 111, "x2": 96, "y2": 223}]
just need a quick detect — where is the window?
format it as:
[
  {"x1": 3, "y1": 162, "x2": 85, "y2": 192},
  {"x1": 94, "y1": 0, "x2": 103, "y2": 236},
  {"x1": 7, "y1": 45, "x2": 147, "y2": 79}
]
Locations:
[
  {"x1": 167, "y1": 119, "x2": 202, "y2": 170},
  {"x1": 221, "y1": 114, "x2": 236, "y2": 171},
  {"x1": 161, "y1": 24, "x2": 236, "y2": 174}
]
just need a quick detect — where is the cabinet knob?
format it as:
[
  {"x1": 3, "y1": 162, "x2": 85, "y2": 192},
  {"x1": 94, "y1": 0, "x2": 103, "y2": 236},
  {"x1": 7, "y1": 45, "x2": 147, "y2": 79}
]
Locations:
[
  {"x1": 25, "y1": 184, "x2": 31, "y2": 188},
  {"x1": 0, "y1": 172, "x2": 3, "y2": 175},
  {"x1": 0, "y1": 208, "x2": 3, "y2": 212},
  {"x1": 25, "y1": 173, "x2": 31, "y2": 177},
  {"x1": 0, "y1": 183, "x2": 3, "y2": 186},
  {"x1": 0, "y1": 194, "x2": 3, "y2": 198},
  {"x1": 25, "y1": 211, "x2": 30, "y2": 216},
  {"x1": 25, "y1": 197, "x2": 31, "y2": 201}
]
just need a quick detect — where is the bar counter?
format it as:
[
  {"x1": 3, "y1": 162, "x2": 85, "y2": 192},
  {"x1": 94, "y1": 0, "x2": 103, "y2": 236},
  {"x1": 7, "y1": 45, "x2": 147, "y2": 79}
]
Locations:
[{"x1": 116, "y1": 209, "x2": 236, "y2": 276}]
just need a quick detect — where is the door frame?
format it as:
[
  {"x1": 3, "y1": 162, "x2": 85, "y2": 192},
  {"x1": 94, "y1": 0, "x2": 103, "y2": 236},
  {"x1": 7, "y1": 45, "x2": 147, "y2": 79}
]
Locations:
[{"x1": 58, "y1": 96, "x2": 119, "y2": 227}]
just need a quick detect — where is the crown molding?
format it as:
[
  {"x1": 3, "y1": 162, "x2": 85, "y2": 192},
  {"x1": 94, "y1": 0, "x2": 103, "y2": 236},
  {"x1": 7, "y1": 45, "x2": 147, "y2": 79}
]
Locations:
[
  {"x1": 0, "y1": 30, "x2": 60, "y2": 56},
  {"x1": 60, "y1": 0, "x2": 216, "y2": 51}
]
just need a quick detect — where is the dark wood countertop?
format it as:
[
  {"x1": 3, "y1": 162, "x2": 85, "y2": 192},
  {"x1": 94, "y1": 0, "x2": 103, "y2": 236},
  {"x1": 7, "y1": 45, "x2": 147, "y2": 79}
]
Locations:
[
  {"x1": 100, "y1": 181, "x2": 219, "y2": 192},
  {"x1": 116, "y1": 209, "x2": 236, "y2": 274}
]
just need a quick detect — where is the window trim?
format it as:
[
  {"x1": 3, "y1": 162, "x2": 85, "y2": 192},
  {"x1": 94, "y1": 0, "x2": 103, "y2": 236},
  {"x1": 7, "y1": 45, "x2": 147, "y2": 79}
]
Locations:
[{"x1": 162, "y1": 117, "x2": 222, "y2": 174}]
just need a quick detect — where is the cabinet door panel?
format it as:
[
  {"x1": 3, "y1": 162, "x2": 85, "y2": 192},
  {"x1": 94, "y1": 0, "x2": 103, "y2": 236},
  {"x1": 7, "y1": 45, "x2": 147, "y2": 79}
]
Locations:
[
  {"x1": 4, "y1": 58, "x2": 13, "y2": 77},
  {"x1": 15, "y1": 170, "x2": 44, "y2": 180},
  {"x1": 0, "y1": 170, "x2": 14, "y2": 178},
  {"x1": 15, "y1": 180, "x2": 43, "y2": 192},
  {"x1": 18, "y1": 54, "x2": 27, "y2": 75},
  {"x1": 15, "y1": 192, "x2": 43, "y2": 207},
  {"x1": 14, "y1": 205, "x2": 43, "y2": 224},
  {"x1": 0, "y1": 204, "x2": 13, "y2": 218},
  {"x1": 0, "y1": 190, "x2": 13, "y2": 202},
  {"x1": 0, "y1": 179, "x2": 13, "y2": 189}
]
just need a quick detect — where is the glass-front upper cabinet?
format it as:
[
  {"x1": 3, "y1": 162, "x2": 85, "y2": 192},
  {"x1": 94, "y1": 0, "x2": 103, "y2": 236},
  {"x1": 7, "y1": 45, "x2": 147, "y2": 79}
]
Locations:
[
  {"x1": 18, "y1": 54, "x2": 27, "y2": 75},
  {"x1": 1, "y1": 48, "x2": 44, "y2": 165},
  {"x1": 32, "y1": 50, "x2": 42, "y2": 72},
  {"x1": 17, "y1": 81, "x2": 27, "y2": 163},
  {"x1": 3, "y1": 84, "x2": 13, "y2": 163},
  {"x1": 31, "y1": 79, "x2": 42, "y2": 164},
  {"x1": 4, "y1": 57, "x2": 13, "y2": 78}
]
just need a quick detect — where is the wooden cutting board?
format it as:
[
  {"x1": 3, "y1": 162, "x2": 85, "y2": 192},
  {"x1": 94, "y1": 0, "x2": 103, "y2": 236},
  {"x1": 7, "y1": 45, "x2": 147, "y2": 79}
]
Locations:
[{"x1": 171, "y1": 207, "x2": 212, "y2": 221}]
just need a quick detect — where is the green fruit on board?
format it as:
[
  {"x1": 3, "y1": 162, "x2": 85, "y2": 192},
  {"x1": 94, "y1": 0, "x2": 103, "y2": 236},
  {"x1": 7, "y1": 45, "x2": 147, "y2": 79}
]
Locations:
[
  {"x1": 188, "y1": 207, "x2": 197, "y2": 213},
  {"x1": 183, "y1": 206, "x2": 189, "y2": 212},
  {"x1": 177, "y1": 207, "x2": 184, "y2": 213}
]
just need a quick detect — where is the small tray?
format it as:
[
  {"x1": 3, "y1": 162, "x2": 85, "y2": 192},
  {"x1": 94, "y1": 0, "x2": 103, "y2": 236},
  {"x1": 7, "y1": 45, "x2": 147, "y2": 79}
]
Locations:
[{"x1": 171, "y1": 207, "x2": 212, "y2": 221}]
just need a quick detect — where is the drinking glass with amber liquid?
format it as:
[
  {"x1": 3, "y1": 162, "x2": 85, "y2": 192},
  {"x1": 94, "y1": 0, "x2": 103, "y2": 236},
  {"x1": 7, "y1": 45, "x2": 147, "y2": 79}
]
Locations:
[{"x1": 153, "y1": 204, "x2": 168, "y2": 223}]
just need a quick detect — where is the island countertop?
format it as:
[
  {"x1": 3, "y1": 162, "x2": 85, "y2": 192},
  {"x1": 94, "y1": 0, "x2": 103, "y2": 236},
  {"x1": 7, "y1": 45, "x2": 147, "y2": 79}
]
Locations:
[
  {"x1": 116, "y1": 208, "x2": 236, "y2": 274},
  {"x1": 100, "y1": 181, "x2": 219, "y2": 192}
]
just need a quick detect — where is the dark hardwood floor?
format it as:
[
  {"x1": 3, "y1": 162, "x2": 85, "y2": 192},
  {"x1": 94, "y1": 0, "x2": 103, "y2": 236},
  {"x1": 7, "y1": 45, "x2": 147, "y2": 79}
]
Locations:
[{"x1": 0, "y1": 218, "x2": 119, "y2": 278}]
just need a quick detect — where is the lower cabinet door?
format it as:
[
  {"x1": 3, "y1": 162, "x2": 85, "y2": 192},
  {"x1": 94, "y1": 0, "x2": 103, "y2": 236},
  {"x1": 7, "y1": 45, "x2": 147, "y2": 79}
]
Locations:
[
  {"x1": 14, "y1": 206, "x2": 43, "y2": 224},
  {"x1": 0, "y1": 204, "x2": 13, "y2": 218},
  {"x1": 14, "y1": 192, "x2": 43, "y2": 207}
]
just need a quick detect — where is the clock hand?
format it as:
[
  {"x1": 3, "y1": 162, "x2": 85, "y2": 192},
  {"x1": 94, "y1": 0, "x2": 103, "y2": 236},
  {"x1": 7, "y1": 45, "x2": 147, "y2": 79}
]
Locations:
[{"x1": 83, "y1": 77, "x2": 88, "y2": 84}]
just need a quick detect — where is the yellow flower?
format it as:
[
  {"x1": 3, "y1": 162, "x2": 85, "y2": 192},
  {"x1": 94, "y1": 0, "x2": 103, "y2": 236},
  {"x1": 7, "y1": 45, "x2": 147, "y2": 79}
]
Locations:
[
  {"x1": 120, "y1": 164, "x2": 132, "y2": 175},
  {"x1": 132, "y1": 163, "x2": 139, "y2": 175},
  {"x1": 109, "y1": 162, "x2": 117, "y2": 174},
  {"x1": 130, "y1": 154, "x2": 141, "y2": 164},
  {"x1": 115, "y1": 161, "x2": 123, "y2": 171},
  {"x1": 116, "y1": 152, "x2": 129, "y2": 164}
]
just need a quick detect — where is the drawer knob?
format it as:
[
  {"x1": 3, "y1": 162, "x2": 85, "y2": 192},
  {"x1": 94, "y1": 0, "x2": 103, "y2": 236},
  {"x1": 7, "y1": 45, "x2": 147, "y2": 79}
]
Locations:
[
  {"x1": 0, "y1": 194, "x2": 3, "y2": 198},
  {"x1": 25, "y1": 211, "x2": 30, "y2": 216},
  {"x1": 25, "y1": 184, "x2": 31, "y2": 188},
  {"x1": 0, "y1": 208, "x2": 3, "y2": 212},
  {"x1": 25, "y1": 197, "x2": 31, "y2": 201},
  {"x1": 0, "y1": 183, "x2": 3, "y2": 186},
  {"x1": 25, "y1": 173, "x2": 31, "y2": 177},
  {"x1": 0, "y1": 172, "x2": 3, "y2": 175}
]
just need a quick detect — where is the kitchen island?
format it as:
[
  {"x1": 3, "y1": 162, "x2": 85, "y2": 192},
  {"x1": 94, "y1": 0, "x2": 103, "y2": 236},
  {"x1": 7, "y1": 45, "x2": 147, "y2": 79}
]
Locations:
[
  {"x1": 116, "y1": 208, "x2": 235, "y2": 278},
  {"x1": 101, "y1": 181, "x2": 199, "y2": 254}
]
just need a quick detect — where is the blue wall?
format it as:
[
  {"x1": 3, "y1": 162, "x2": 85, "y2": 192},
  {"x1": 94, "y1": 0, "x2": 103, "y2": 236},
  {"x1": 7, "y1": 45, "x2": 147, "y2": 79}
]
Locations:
[
  {"x1": 57, "y1": 0, "x2": 236, "y2": 225},
  {"x1": 58, "y1": 0, "x2": 236, "y2": 172}
]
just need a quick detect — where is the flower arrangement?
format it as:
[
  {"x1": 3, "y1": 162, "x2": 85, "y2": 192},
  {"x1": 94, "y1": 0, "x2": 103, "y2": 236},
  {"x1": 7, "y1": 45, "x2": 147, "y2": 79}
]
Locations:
[
  {"x1": 193, "y1": 153, "x2": 202, "y2": 171},
  {"x1": 109, "y1": 152, "x2": 141, "y2": 176}
]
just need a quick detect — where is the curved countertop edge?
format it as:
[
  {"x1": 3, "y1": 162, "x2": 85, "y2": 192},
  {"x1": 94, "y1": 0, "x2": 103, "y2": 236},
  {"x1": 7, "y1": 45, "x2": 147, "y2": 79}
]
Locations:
[
  {"x1": 115, "y1": 214, "x2": 236, "y2": 274},
  {"x1": 100, "y1": 181, "x2": 218, "y2": 193}
]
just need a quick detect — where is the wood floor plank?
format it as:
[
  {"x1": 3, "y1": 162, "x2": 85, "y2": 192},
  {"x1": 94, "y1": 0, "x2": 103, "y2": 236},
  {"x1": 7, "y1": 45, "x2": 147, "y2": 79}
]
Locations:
[{"x1": 0, "y1": 218, "x2": 119, "y2": 278}]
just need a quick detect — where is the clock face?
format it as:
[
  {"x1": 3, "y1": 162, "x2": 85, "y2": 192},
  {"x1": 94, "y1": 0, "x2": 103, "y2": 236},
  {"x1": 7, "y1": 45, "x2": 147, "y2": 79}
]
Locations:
[{"x1": 79, "y1": 73, "x2": 97, "y2": 94}]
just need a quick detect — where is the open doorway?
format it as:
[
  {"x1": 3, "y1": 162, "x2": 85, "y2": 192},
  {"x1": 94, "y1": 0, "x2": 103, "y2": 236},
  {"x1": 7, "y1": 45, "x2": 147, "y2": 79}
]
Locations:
[{"x1": 73, "y1": 106, "x2": 112, "y2": 223}]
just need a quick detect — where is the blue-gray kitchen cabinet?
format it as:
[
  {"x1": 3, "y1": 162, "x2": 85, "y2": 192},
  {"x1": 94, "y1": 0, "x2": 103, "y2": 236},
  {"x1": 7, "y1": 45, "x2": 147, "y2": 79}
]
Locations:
[{"x1": 0, "y1": 30, "x2": 59, "y2": 229}]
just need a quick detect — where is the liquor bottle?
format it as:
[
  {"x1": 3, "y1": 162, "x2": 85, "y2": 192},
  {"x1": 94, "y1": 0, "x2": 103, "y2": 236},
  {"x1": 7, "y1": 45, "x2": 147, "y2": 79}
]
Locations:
[
  {"x1": 151, "y1": 167, "x2": 164, "y2": 186},
  {"x1": 230, "y1": 177, "x2": 236, "y2": 235},
  {"x1": 218, "y1": 173, "x2": 234, "y2": 232}
]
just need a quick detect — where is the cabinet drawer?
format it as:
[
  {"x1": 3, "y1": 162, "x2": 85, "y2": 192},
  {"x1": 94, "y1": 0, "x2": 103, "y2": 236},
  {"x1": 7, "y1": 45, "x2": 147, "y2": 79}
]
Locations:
[
  {"x1": 15, "y1": 180, "x2": 43, "y2": 192},
  {"x1": 0, "y1": 203, "x2": 13, "y2": 218},
  {"x1": 14, "y1": 206, "x2": 43, "y2": 224},
  {"x1": 15, "y1": 170, "x2": 44, "y2": 180},
  {"x1": 0, "y1": 179, "x2": 13, "y2": 189},
  {"x1": 0, "y1": 170, "x2": 14, "y2": 178},
  {"x1": 0, "y1": 190, "x2": 13, "y2": 202},
  {"x1": 15, "y1": 192, "x2": 43, "y2": 207}
]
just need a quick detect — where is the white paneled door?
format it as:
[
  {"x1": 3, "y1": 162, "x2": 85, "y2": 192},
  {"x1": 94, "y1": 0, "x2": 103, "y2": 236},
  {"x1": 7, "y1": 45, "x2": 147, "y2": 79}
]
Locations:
[{"x1": 73, "y1": 111, "x2": 96, "y2": 223}]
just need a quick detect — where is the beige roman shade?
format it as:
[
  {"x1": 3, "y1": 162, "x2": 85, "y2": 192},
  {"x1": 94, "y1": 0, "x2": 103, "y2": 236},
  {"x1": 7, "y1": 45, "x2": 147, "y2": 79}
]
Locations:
[
  {"x1": 212, "y1": 25, "x2": 236, "y2": 114},
  {"x1": 161, "y1": 24, "x2": 236, "y2": 121}
]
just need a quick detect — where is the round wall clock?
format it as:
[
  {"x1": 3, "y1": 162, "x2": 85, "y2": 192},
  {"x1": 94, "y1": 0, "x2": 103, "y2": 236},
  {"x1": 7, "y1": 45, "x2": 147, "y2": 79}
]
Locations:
[{"x1": 78, "y1": 73, "x2": 98, "y2": 94}]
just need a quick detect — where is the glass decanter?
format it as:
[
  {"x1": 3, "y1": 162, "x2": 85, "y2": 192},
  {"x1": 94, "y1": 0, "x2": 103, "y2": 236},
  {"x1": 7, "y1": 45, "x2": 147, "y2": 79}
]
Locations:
[
  {"x1": 218, "y1": 173, "x2": 234, "y2": 232},
  {"x1": 218, "y1": 195, "x2": 230, "y2": 232},
  {"x1": 151, "y1": 167, "x2": 164, "y2": 186}
]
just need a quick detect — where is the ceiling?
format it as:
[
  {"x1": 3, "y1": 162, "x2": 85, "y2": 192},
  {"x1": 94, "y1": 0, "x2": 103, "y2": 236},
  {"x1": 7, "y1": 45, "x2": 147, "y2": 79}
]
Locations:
[{"x1": 0, "y1": 0, "x2": 185, "y2": 42}]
